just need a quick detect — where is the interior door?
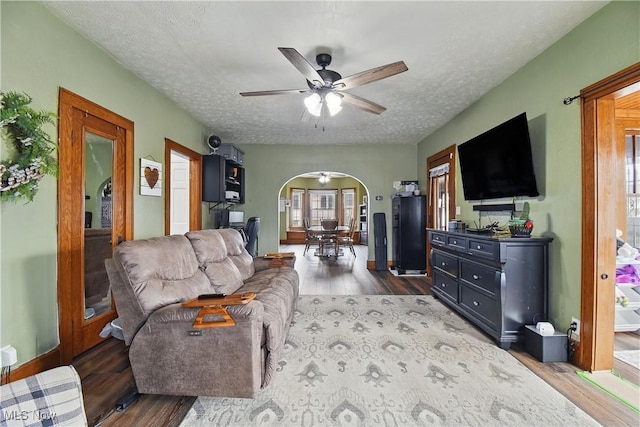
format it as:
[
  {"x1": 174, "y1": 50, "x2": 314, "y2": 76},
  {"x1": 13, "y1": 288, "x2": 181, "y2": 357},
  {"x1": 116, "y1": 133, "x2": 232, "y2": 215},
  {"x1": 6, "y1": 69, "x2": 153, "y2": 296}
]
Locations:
[
  {"x1": 170, "y1": 152, "x2": 190, "y2": 235},
  {"x1": 426, "y1": 145, "x2": 456, "y2": 277},
  {"x1": 164, "y1": 138, "x2": 202, "y2": 236},
  {"x1": 579, "y1": 64, "x2": 640, "y2": 371},
  {"x1": 58, "y1": 89, "x2": 134, "y2": 363}
]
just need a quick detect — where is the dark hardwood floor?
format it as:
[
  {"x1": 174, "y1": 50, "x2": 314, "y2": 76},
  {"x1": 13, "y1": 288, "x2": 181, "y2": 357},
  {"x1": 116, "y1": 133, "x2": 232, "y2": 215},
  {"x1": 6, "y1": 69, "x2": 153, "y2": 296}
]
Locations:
[{"x1": 75, "y1": 244, "x2": 639, "y2": 426}]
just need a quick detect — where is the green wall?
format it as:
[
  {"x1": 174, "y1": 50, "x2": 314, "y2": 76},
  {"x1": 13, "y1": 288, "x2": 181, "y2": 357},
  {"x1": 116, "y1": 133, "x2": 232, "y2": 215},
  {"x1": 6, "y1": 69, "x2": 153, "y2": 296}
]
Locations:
[
  {"x1": 0, "y1": 2, "x2": 209, "y2": 365},
  {"x1": 417, "y1": 1, "x2": 640, "y2": 328},
  {"x1": 237, "y1": 143, "x2": 417, "y2": 257}
]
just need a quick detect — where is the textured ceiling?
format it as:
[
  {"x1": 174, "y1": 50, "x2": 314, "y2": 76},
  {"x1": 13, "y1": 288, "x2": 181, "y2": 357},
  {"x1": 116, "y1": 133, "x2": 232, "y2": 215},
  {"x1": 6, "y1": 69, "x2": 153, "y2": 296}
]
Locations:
[{"x1": 43, "y1": 1, "x2": 607, "y2": 146}]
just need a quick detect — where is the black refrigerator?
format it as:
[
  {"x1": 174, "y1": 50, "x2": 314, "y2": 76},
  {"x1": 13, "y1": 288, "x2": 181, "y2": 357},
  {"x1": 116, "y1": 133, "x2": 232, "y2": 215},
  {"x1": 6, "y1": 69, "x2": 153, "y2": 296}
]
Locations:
[{"x1": 392, "y1": 195, "x2": 426, "y2": 274}]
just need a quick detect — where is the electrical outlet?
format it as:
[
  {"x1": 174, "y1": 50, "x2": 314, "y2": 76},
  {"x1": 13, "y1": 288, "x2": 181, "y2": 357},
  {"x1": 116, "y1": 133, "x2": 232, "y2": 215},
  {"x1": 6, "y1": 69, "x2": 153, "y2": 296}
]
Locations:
[
  {"x1": 571, "y1": 317, "x2": 581, "y2": 341},
  {"x1": 1, "y1": 345, "x2": 17, "y2": 367}
]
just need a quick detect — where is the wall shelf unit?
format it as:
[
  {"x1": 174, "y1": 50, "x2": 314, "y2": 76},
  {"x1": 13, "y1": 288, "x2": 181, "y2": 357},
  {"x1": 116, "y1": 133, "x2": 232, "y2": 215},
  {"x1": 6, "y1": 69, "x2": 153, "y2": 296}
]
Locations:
[
  {"x1": 359, "y1": 203, "x2": 368, "y2": 244},
  {"x1": 202, "y1": 152, "x2": 245, "y2": 204}
]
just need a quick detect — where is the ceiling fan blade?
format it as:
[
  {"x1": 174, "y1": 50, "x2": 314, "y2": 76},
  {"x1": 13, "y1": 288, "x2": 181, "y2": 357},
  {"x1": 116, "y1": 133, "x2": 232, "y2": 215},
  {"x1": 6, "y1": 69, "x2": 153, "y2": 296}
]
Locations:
[
  {"x1": 341, "y1": 92, "x2": 386, "y2": 115},
  {"x1": 300, "y1": 108, "x2": 312, "y2": 123},
  {"x1": 240, "y1": 88, "x2": 310, "y2": 97},
  {"x1": 334, "y1": 61, "x2": 408, "y2": 90},
  {"x1": 278, "y1": 47, "x2": 325, "y2": 88}
]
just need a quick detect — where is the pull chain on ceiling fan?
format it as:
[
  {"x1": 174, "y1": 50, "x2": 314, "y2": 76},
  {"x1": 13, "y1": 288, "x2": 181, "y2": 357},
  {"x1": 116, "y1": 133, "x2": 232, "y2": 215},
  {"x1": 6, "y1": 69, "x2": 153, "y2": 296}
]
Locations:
[{"x1": 240, "y1": 47, "x2": 408, "y2": 125}]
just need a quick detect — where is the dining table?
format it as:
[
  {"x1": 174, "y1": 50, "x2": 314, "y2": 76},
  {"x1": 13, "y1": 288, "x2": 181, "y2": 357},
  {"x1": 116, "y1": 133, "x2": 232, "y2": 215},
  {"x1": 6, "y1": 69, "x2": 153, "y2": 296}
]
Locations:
[{"x1": 307, "y1": 225, "x2": 350, "y2": 257}]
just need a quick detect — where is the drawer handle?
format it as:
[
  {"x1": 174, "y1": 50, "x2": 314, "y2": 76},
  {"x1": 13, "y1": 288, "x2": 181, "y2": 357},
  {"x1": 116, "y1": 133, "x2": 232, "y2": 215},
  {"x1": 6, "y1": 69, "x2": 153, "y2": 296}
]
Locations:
[
  {"x1": 472, "y1": 274, "x2": 480, "y2": 280},
  {"x1": 453, "y1": 240, "x2": 457, "y2": 244},
  {"x1": 476, "y1": 245, "x2": 482, "y2": 250},
  {"x1": 440, "y1": 283, "x2": 446, "y2": 288},
  {"x1": 441, "y1": 262, "x2": 447, "y2": 267},
  {"x1": 473, "y1": 301, "x2": 480, "y2": 306}
]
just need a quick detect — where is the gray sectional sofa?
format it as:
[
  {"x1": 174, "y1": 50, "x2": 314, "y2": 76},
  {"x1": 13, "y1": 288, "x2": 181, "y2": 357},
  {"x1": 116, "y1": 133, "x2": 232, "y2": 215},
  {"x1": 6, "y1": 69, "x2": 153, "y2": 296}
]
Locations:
[{"x1": 105, "y1": 228, "x2": 299, "y2": 397}]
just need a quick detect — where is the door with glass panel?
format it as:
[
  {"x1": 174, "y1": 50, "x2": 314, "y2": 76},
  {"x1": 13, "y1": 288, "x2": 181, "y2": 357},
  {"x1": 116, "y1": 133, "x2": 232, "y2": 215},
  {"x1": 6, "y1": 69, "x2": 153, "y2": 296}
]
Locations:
[
  {"x1": 58, "y1": 89, "x2": 133, "y2": 362},
  {"x1": 426, "y1": 145, "x2": 456, "y2": 277}
]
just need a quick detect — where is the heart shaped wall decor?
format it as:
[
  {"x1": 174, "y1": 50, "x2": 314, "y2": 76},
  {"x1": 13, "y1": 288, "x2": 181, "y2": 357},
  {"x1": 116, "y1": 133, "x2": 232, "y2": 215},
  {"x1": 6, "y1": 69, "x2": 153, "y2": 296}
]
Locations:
[{"x1": 144, "y1": 166, "x2": 159, "y2": 189}]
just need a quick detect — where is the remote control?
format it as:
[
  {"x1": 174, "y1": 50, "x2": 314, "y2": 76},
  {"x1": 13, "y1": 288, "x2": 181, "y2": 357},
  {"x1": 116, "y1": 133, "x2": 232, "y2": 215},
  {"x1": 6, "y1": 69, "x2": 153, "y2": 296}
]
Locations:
[{"x1": 197, "y1": 293, "x2": 225, "y2": 300}]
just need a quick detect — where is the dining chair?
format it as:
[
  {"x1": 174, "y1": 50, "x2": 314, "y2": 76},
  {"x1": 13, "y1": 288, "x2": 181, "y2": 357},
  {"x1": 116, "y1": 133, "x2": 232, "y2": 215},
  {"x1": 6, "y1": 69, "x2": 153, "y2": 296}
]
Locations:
[
  {"x1": 319, "y1": 218, "x2": 339, "y2": 257},
  {"x1": 303, "y1": 218, "x2": 323, "y2": 256},
  {"x1": 321, "y1": 218, "x2": 338, "y2": 230},
  {"x1": 338, "y1": 217, "x2": 357, "y2": 256}
]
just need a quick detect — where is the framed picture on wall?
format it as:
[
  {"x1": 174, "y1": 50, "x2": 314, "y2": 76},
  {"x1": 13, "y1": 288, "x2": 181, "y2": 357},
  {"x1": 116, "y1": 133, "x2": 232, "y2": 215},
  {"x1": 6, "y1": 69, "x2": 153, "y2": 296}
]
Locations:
[{"x1": 140, "y1": 158, "x2": 162, "y2": 196}]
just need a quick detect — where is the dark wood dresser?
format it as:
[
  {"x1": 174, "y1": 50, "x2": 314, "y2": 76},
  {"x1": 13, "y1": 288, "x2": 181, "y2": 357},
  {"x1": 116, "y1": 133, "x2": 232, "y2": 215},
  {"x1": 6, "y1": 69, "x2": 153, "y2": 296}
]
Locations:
[{"x1": 428, "y1": 229, "x2": 553, "y2": 349}]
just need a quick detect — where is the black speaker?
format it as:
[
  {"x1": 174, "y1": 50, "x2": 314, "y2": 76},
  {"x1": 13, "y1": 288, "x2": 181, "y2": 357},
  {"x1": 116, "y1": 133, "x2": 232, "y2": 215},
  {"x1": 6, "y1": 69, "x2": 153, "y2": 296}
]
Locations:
[{"x1": 373, "y1": 212, "x2": 387, "y2": 271}]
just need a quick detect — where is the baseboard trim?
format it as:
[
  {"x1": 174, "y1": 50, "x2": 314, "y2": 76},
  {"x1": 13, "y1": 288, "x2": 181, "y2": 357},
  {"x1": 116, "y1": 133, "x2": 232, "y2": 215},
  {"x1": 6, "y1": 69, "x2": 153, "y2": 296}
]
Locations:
[
  {"x1": 367, "y1": 260, "x2": 393, "y2": 270},
  {"x1": 9, "y1": 347, "x2": 60, "y2": 383}
]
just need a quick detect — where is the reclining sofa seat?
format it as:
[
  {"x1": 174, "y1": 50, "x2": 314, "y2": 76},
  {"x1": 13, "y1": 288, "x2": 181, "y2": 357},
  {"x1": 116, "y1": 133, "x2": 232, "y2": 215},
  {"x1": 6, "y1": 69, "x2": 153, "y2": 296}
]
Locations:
[{"x1": 105, "y1": 228, "x2": 299, "y2": 398}]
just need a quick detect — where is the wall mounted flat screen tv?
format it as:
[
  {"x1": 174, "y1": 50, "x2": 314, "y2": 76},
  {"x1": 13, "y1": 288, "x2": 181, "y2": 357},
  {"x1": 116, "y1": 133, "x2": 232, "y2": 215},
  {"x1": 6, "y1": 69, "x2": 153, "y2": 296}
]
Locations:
[{"x1": 457, "y1": 112, "x2": 539, "y2": 201}]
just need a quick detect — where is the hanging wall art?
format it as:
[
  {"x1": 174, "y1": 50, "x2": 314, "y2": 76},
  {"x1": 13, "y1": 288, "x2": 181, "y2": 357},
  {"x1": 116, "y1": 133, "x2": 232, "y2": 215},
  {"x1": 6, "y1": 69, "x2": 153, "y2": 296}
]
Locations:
[
  {"x1": 0, "y1": 91, "x2": 58, "y2": 203},
  {"x1": 140, "y1": 157, "x2": 162, "y2": 197}
]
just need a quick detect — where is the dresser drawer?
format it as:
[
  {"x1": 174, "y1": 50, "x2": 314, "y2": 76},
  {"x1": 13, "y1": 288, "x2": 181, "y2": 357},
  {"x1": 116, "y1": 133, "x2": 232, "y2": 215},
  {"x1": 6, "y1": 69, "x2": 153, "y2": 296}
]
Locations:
[
  {"x1": 460, "y1": 285, "x2": 497, "y2": 330},
  {"x1": 432, "y1": 271, "x2": 458, "y2": 302},
  {"x1": 430, "y1": 231, "x2": 446, "y2": 247},
  {"x1": 447, "y1": 235, "x2": 467, "y2": 251},
  {"x1": 432, "y1": 250, "x2": 458, "y2": 277},
  {"x1": 460, "y1": 260, "x2": 500, "y2": 296},
  {"x1": 467, "y1": 238, "x2": 499, "y2": 259}
]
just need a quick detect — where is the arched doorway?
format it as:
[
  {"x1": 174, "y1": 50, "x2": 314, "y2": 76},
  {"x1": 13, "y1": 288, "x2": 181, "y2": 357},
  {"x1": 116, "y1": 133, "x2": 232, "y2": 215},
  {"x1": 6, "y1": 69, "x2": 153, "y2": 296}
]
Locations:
[{"x1": 277, "y1": 171, "x2": 370, "y2": 249}]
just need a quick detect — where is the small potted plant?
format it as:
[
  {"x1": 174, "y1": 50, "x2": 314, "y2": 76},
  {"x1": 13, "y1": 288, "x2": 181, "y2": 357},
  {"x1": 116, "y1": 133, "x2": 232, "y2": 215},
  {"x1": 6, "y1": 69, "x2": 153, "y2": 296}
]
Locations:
[{"x1": 508, "y1": 202, "x2": 534, "y2": 237}]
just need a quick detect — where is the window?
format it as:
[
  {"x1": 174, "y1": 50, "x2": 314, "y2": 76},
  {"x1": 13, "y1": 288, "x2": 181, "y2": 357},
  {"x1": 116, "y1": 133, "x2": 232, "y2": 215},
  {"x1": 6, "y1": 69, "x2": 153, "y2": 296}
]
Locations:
[
  {"x1": 289, "y1": 188, "x2": 305, "y2": 230},
  {"x1": 341, "y1": 188, "x2": 355, "y2": 226},
  {"x1": 309, "y1": 189, "x2": 337, "y2": 226}
]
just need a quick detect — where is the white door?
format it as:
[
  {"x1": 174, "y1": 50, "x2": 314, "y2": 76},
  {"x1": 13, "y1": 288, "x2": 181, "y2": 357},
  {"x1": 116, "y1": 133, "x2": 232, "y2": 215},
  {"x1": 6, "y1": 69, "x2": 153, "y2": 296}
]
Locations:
[{"x1": 170, "y1": 151, "x2": 190, "y2": 235}]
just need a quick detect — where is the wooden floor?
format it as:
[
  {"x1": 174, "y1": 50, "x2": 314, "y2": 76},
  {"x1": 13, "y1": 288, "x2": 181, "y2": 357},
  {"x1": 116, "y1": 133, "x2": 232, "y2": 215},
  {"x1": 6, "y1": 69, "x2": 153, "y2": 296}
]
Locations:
[{"x1": 74, "y1": 244, "x2": 639, "y2": 426}]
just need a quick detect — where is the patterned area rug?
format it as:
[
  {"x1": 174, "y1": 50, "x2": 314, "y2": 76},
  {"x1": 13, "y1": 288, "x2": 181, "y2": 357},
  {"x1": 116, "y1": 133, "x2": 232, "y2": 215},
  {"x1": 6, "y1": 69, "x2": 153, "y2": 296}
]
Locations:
[
  {"x1": 181, "y1": 295, "x2": 597, "y2": 426},
  {"x1": 614, "y1": 349, "x2": 640, "y2": 370}
]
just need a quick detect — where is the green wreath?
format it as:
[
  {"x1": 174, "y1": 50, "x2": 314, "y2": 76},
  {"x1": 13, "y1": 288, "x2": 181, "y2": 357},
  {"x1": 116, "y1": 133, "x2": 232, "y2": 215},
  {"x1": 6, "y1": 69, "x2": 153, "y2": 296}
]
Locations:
[{"x1": 0, "y1": 91, "x2": 58, "y2": 203}]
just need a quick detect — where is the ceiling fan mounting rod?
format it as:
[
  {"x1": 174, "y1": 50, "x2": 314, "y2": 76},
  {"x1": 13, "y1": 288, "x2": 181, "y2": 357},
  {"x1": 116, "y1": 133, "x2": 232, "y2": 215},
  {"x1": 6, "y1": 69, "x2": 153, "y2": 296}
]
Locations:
[{"x1": 316, "y1": 53, "x2": 332, "y2": 68}]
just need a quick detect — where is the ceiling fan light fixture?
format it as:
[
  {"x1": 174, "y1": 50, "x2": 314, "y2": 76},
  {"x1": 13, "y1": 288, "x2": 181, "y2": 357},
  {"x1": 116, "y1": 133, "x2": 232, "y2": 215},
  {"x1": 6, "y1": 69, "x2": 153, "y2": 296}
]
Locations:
[
  {"x1": 327, "y1": 103, "x2": 342, "y2": 117},
  {"x1": 325, "y1": 91, "x2": 342, "y2": 108},
  {"x1": 304, "y1": 93, "x2": 322, "y2": 116},
  {"x1": 319, "y1": 173, "x2": 330, "y2": 184}
]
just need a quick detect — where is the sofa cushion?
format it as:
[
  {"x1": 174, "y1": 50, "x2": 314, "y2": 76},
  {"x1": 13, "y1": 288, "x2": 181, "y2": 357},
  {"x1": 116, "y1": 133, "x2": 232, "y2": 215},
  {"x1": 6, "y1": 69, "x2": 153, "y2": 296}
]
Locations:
[
  {"x1": 114, "y1": 235, "x2": 213, "y2": 316},
  {"x1": 186, "y1": 229, "x2": 255, "y2": 294}
]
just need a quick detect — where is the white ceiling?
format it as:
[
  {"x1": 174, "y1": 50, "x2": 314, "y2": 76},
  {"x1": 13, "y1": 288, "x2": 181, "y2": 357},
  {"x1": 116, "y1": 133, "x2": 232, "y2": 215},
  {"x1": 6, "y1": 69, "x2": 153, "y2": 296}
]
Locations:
[{"x1": 43, "y1": 1, "x2": 607, "y2": 146}]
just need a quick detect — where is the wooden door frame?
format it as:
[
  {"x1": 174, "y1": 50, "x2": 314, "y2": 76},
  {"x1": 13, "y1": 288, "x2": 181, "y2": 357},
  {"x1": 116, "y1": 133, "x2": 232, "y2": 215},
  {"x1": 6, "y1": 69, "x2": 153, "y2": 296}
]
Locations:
[
  {"x1": 426, "y1": 145, "x2": 456, "y2": 277},
  {"x1": 579, "y1": 63, "x2": 640, "y2": 371},
  {"x1": 58, "y1": 88, "x2": 134, "y2": 364},
  {"x1": 164, "y1": 138, "x2": 203, "y2": 235}
]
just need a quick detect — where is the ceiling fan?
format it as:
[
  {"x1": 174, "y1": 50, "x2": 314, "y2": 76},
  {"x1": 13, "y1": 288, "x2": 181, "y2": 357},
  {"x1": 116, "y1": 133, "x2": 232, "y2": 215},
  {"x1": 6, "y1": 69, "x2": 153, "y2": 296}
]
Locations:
[{"x1": 240, "y1": 47, "x2": 408, "y2": 118}]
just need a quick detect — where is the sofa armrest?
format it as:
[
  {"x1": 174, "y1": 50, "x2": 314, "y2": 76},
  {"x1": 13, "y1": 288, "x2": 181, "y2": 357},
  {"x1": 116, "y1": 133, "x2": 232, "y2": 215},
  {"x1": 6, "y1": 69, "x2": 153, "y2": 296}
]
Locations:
[
  {"x1": 127, "y1": 301, "x2": 265, "y2": 397},
  {"x1": 253, "y1": 255, "x2": 297, "y2": 272}
]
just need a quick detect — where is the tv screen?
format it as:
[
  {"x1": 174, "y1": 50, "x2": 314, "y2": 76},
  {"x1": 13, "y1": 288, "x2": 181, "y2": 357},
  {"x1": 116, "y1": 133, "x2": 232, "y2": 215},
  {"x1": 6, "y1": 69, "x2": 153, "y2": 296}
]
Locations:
[{"x1": 457, "y1": 112, "x2": 539, "y2": 201}]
